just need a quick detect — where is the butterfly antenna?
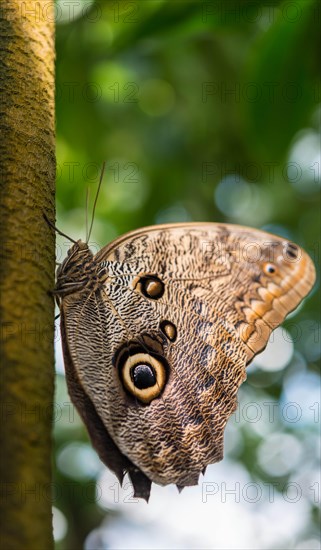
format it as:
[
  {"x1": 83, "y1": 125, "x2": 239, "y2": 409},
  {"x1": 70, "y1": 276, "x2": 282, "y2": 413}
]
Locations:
[
  {"x1": 87, "y1": 161, "x2": 106, "y2": 244},
  {"x1": 85, "y1": 187, "x2": 90, "y2": 242},
  {"x1": 43, "y1": 213, "x2": 77, "y2": 244}
]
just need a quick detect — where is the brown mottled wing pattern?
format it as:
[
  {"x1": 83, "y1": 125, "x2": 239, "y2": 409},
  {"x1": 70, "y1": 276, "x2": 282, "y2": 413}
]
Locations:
[{"x1": 58, "y1": 223, "x2": 315, "y2": 500}]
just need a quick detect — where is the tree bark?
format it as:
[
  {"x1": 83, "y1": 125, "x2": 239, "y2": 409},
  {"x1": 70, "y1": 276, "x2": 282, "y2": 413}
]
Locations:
[{"x1": 0, "y1": 1, "x2": 55, "y2": 548}]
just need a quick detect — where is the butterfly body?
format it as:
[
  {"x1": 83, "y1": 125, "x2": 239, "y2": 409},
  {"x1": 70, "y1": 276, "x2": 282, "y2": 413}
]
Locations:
[{"x1": 55, "y1": 223, "x2": 315, "y2": 500}]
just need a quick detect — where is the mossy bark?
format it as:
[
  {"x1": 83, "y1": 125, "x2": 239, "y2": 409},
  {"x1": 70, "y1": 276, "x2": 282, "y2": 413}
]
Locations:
[{"x1": 0, "y1": 1, "x2": 55, "y2": 547}]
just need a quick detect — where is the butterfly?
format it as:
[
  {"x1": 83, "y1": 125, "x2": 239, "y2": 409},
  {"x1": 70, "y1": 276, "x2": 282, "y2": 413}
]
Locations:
[{"x1": 53, "y1": 188, "x2": 315, "y2": 502}]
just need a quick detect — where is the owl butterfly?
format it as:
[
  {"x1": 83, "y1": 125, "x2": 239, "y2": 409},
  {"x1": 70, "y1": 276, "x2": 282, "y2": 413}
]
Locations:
[{"x1": 53, "y1": 181, "x2": 315, "y2": 502}]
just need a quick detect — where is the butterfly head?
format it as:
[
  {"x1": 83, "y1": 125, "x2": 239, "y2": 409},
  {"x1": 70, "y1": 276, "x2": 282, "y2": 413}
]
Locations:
[{"x1": 55, "y1": 240, "x2": 97, "y2": 297}]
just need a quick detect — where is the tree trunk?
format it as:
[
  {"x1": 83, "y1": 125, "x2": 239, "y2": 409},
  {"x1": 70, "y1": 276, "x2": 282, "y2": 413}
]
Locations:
[{"x1": 0, "y1": 1, "x2": 55, "y2": 547}]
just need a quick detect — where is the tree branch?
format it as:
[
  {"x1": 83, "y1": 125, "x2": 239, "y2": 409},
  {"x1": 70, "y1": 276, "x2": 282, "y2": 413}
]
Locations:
[{"x1": 0, "y1": 1, "x2": 55, "y2": 546}]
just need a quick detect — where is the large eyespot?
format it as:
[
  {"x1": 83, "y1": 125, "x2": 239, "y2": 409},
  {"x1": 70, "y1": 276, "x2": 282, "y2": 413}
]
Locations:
[
  {"x1": 118, "y1": 351, "x2": 168, "y2": 404},
  {"x1": 134, "y1": 275, "x2": 165, "y2": 299}
]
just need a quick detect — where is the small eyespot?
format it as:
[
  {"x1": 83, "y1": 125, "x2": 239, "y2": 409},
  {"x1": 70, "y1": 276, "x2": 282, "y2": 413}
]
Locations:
[
  {"x1": 286, "y1": 250, "x2": 297, "y2": 259},
  {"x1": 284, "y1": 242, "x2": 299, "y2": 261},
  {"x1": 160, "y1": 320, "x2": 177, "y2": 342},
  {"x1": 263, "y1": 263, "x2": 277, "y2": 276},
  {"x1": 137, "y1": 275, "x2": 165, "y2": 299}
]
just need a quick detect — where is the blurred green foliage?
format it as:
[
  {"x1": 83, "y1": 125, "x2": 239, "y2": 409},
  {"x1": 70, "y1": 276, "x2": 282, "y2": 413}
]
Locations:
[{"x1": 55, "y1": 0, "x2": 320, "y2": 548}]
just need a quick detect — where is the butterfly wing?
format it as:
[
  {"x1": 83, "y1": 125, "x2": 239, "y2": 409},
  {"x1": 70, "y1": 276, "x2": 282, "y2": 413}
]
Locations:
[{"x1": 59, "y1": 223, "x2": 315, "y2": 500}]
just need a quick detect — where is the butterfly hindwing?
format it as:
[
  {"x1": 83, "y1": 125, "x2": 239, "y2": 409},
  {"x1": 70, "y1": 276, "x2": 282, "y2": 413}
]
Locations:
[{"x1": 57, "y1": 223, "x2": 315, "y2": 500}]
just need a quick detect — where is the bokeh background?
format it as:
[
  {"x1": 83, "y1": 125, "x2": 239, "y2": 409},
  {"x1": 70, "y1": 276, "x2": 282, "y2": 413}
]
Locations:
[{"x1": 54, "y1": 1, "x2": 320, "y2": 548}]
